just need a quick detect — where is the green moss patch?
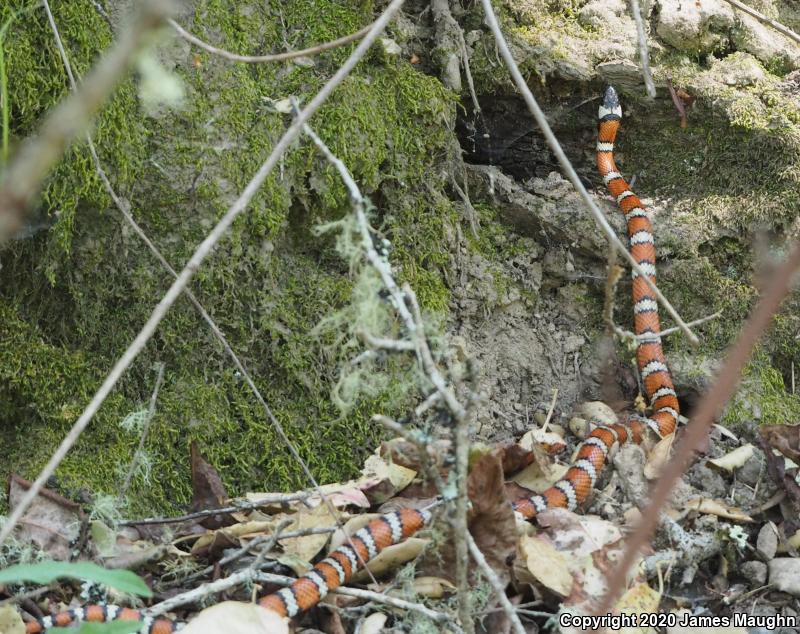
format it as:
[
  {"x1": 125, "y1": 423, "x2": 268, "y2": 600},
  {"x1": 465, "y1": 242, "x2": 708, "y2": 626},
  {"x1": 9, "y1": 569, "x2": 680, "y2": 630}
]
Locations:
[{"x1": 0, "y1": 0, "x2": 457, "y2": 514}]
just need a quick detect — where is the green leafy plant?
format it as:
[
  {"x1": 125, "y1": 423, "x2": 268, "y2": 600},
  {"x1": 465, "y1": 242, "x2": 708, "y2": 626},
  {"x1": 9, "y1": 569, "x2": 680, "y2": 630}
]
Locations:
[{"x1": 0, "y1": 560, "x2": 152, "y2": 597}]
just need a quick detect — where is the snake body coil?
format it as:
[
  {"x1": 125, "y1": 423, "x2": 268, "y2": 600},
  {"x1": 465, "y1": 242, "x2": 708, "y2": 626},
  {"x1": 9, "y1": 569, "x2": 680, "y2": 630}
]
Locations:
[{"x1": 24, "y1": 87, "x2": 679, "y2": 633}]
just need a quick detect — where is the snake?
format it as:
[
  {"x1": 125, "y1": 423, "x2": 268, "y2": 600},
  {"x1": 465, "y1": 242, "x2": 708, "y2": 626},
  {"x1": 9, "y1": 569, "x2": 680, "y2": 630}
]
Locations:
[{"x1": 22, "y1": 86, "x2": 679, "y2": 634}]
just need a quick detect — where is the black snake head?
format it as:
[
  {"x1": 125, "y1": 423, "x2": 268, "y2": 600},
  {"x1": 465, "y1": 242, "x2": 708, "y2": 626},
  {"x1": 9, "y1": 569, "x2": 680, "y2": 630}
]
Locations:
[{"x1": 599, "y1": 85, "x2": 622, "y2": 121}]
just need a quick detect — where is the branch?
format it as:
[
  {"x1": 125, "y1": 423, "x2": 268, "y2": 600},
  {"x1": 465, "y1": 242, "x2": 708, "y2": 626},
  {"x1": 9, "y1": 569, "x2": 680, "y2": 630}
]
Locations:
[
  {"x1": 719, "y1": 0, "x2": 800, "y2": 45},
  {"x1": 168, "y1": 18, "x2": 373, "y2": 64},
  {"x1": 629, "y1": 0, "x2": 656, "y2": 99},
  {"x1": 478, "y1": 0, "x2": 700, "y2": 346},
  {"x1": 0, "y1": 0, "x2": 408, "y2": 548},
  {"x1": 0, "y1": 0, "x2": 173, "y2": 243},
  {"x1": 594, "y1": 242, "x2": 800, "y2": 626},
  {"x1": 466, "y1": 532, "x2": 526, "y2": 634}
]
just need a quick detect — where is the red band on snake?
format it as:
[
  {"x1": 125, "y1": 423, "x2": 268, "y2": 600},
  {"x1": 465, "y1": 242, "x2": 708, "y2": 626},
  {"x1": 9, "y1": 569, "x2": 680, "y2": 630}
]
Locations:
[{"x1": 25, "y1": 86, "x2": 679, "y2": 633}]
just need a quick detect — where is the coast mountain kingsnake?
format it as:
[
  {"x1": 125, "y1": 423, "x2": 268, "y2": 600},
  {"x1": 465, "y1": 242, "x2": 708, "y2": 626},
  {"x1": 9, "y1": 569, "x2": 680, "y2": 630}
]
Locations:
[{"x1": 23, "y1": 86, "x2": 679, "y2": 634}]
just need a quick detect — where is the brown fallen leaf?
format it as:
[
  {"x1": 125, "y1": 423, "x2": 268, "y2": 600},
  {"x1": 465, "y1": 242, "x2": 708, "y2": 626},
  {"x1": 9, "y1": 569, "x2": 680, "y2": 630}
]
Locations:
[
  {"x1": 408, "y1": 576, "x2": 457, "y2": 599},
  {"x1": 191, "y1": 442, "x2": 234, "y2": 529},
  {"x1": 517, "y1": 534, "x2": 573, "y2": 596},
  {"x1": 616, "y1": 582, "x2": 661, "y2": 634},
  {"x1": 359, "y1": 453, "x2": 416, "y2": 505},
  {"x1": 497, "y1": 442, "x2": 535, "y2": 474},
  {"x1": 511, "y1": 461, "x2": 569, "y2": 492},
  {"x1": 7, "y1": 475, "x2": 83, "y2": 560},
  {"x1": 756, "y1": 432, "x2": 800, "y2": 507},
  {"x1": 467, "y1": 451, "x2": 518, "y2": 585},
  {"x1": 643, "y1": 433, "x2": 674, "y2": 480},
  {"x1": 760, "y1": 424, "x2": 800, "y2": 463},
  {"x1": 352, "y1": 537, "x2": 429, "y2": 582},
  {"x1": 684, "y1": 497, "x2": 753, "y2": 522},
  {"x1": 708, "y1": 444, "x2": 755, "y2": 472}
]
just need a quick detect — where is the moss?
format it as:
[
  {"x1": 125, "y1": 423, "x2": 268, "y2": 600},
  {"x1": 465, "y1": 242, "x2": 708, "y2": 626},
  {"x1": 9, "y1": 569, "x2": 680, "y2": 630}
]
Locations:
[
  {"x1": 722, "y1": 354, "x2": 800, "y2": 429},
  {"x1": 0, "y1": 1, "x2": 458, "y2": 514}
]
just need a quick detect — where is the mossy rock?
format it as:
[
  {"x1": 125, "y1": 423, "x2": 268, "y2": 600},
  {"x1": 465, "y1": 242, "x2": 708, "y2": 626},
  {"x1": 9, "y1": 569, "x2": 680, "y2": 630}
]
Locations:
[{"x1": 0, "y1": 0, "x2": 457, "y2": 515}]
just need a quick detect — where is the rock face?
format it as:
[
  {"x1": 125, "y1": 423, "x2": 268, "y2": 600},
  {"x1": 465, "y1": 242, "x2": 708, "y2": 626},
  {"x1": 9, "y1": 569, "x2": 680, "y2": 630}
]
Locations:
[
  {"x1": 655, "y1": 0, "x2": 800, "y2": 69},
  {"x1": 655, "y1": 0, "x2": 736, "y2": 54}
]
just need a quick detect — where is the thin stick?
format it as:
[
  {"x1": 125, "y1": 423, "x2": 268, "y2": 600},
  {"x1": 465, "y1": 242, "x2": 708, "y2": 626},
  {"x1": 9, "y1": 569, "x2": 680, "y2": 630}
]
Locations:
[
  {"x1": 118, "y1": 363, "x2": 165, "y2": 501},
  {"x1": 168, "y1": 18, "x2": 372, "y2": 64},
  {"x1": 147, "y1": 568, "x2": 450, "y2": 624},
  {"x1": 466, "y1": 532, "x2": 526, "y2": 634},
  {"x1": 541, "y1": 388, "x2": 559, "y2": 432},
  {"x1": 641, "y1": 311, "x2": 722, "y2": 340},
  {"x1": 629, "y1": 0, "x2": 656, "y2": 99},
  {"x1": 593, "y1": 242, "x2": 800, "y2": 628},
  {"x1": 117, "y1": 491, "x2": 313, "y2": 526},
  {"x1": 0, "y1": 0, "x2": 173, "y2": 243},
  {"x1": 719, "y1": 0, "x2": 800, "y2": 45},
  {"x1": 478, "y1": 0, "x2": 699, "y2": 346},
  {"x1": 254, "y1": 572, "x2": 452, "y2": 623},
  {"x1": 0, "y1": 0, "x2": 408, "y2": 548}
]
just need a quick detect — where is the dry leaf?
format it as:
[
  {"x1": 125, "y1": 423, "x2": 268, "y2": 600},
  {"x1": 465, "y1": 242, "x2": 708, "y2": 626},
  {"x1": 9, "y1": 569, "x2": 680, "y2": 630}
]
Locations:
[
  {"x1": 359, "y1": 454, "x2": 416, "y2": 504},
  {"x1": 685, "y1": 498, "x2": 753, "y2": 522},
  {"x1": 276, "y1": 552, "x2": 312, "y2": 577},
  {"x1": 518, "y1": 534, "x2": 573, "y2": 596},
  {"x1": 191, "y1": 442, "x2": 233, "y2": 529},
  {"x1": 512, "y1": 461, "x2": 569, "y2": 491},
  {"x1": 708, "y1": 444, "x2": 755, "y2": 472},
  {"x1": 191, "y1": 520, "x2": 275, "y2": 556},
  {"x1": 0, "y1": 606, "x2": 25, "y2": 634},
  {"x1": 352, "y1": 537, "x2": 429, "y2": 582},
  {"x1": 760, "y1": 424, "x2": 800, "y2": 463},
  {"x1": 359, "y1": 613, "x2": 388, "y2": 634},
  {"x1": 408, "y1": 576, "x2": 457, "y2": 598},
  {"x1": 616, "y1": 582, "x2": 661, "y2": 634},
  {"x1": 278, "y1": 505, "x2": 332, "y2": 562},
  {"x1": 467, "y1": 451, "x2": 518, "y2": 584},
  {"x1": 518, "y1": 429, "x2": 566, "y2": 454},
  {"x1": 7, "y1": 475, "x2": 83, "y2": 560},
  {"x1": 644, "y1": 434, "x2": 674, "y2": 480},
  {"x1": 578, "y1": 401, "x2": 618, "y2": 426},
  {"x1": 498, "y1": 443, "x2": 535, "y2": 473},
  {"x1": 181, "y1": 601, "x2": 288, "y2": 634}
]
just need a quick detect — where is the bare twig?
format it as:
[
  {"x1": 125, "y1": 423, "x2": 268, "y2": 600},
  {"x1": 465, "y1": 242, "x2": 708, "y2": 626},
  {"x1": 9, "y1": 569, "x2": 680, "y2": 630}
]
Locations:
[
  {"x1": 300, "y1": 109, "x2": 473, "y2": 632},
  {"x1": 118, "y1": 492, "x2": 313, "y2": 526},
  {"x1": 0, "y1": 0, "x2": 173, "y2": 243},
  {"x1": 467, "y1": 532, "x2": 526, "y2": 634},
  {"x1": 148, "y1": 567, "x2": 450, "y2": 624},
  {"x1": 642, "y1": 310, "x2": 722, "y2": 341},
  {"x1": 0, "y1": 0, "x2": 407, "y2": 549},
  {"x1": 254, "y1": 572, "x2": 452, "y2": 623},
  {"x1": 541, "y1": 388, "x2": 559, "y2": 432},
  {"x1": 168, "y1": 18, "x2": 373, "y2": 64},
  {"x1": 629, "y1": 0, "x2": 656, "y2": 99},
  {"x1": 479, "y1": 0, "x2": 700, "y2": 346},
  {"x1": 594, "y1": 242, "x2": 800, "y2": 627},
  {"x1": 118, "y1": 363, "x2": 165, "y2": 501},
  {"x1": 718, "y1": 0, "x2": 800, "y2": 44}
]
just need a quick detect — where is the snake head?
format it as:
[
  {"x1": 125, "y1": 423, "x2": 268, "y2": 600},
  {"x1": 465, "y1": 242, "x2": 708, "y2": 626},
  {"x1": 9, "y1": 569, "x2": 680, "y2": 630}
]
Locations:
[{"x1": 599, "y1": 86, "x2": 622, "y2": 120}]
